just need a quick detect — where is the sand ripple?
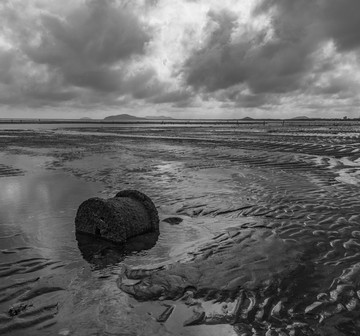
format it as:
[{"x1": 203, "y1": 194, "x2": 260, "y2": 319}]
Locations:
[{"x1": 1, "y1": 124, "x2": 360, "y2": 335}]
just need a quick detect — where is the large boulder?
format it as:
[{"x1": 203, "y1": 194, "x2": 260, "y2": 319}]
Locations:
[{"x1": 75, "y1": 190, "x2": 159, "y2": 243}]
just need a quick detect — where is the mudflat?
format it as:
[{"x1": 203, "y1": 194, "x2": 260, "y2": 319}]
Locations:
[{"x1": 0, "y1": 122, "x2": 360, "y2": 335}]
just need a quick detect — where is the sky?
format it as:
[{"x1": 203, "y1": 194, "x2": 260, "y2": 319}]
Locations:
[{"x1": 1, "y1": 0, "x2": 360, "y2": 119}]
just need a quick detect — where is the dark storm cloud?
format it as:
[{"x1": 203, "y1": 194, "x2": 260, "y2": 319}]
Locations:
[
  {"x1": 235, "y1": 94, "x2": 273, "y2": 108},
  {"x1": 0, "y1": 49, "x2": 14, "y2": 85},
  {"x1": 0, "y1": 0, "x2": 164, "y2": 107},
  {"x1": 24, "y1": 0, "x2": 150, "y2": 92},
  {"x1": 184, "y1": 10, "x2": 247, "y2": 92},
  {"x1": 122, "y1": 68, "x2": 165, "y2": 99},
  {"x1": 183, "y1": 0, "x2": 360, "y2": 107},
  {"x1": 321, "y1": 0, "x2": 360, "y2": 51},
  {"x1": 214, "y1": 86, "x2": 277, "y2": 109},
  {"x1": 184, "y1": 4, "x2": 320, "y2": 97},
  {"x1": 256, "y1": 0, "x2": 360, "y2": 52},
  {"x1": 36, "y1": 3, "x2": 148, "y2": 64}
]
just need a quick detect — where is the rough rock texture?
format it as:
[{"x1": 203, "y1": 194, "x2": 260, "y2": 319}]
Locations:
[{"x1": 75, "y1": 190, "x2": 159, "y2": 243}]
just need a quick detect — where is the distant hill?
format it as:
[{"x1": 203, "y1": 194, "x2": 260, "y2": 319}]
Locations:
[
  {"x1": 103, "y1": 114, "x2": 146, "y2": 121},
  {"x1": 242, "y1": 116, "x2": 254, "y2": 120},
  {"x1": 145, "y1": 116, "x2": 174, "y2": 120},
  {"x1": 291, "y1": 116, "x2": 310, "y2": 120}
]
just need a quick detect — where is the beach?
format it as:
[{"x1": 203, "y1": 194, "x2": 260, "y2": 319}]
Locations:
[{"x1": 1, "y1": 122, "x2": 360, "y2": 335}]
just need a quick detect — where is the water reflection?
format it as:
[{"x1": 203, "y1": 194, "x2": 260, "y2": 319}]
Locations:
[
  {"x1": 76, "y1": 231, "x2": 159, "y2": 269},
  {"x1": 0, "y1": 156, "x2": 105, "y2": 282},
  {"x1": 0, "y1": 171, "x2": 102, "y2": 261},
  {"x1": 0, "y1": 164, "x2": 108, "y2": 335}
]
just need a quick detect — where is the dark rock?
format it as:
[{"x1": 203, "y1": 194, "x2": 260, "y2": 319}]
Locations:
[
  {"x1": 163, "y1": 217, "x2": 183, "y2": 225},
  {"x1": 156, "y1": 304, "x2": 175, "y2": 322},
  {"x1": 75, "y1": 190, "x2": 159, "y2": 244},
  {"x1": 8, "y1": 303, "x2": 32, "y2": 317}
]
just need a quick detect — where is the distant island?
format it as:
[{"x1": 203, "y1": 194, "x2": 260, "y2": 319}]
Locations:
[
  {"x1": 103, "y1": 114, "x2": 146, "y2": 121},
  {"x1": 242, "y1": 117, "x2": 254, "y2": 120},
  {"x1": 291, "y1": 116, "x2": 310, "y2": 120},
  {"x1": 102, "y1": 114, "x2": 175, "y2": 121}
]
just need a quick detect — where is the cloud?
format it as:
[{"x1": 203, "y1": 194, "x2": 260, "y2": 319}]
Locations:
[
  {"x1": 235, "y1": 93, "x2": 275, "y2": 108},
  {"x1": 255, "y1": 0, "x2": 360, "y2": 53},
  {"x1": 322, "y1": 0, "x2": 360, "y2": 51},
  {"x1": 0, "y1": 48, "x2": 14, "y2": 85},
  {"x1": 0, "y1": 0, "x2": 164, "y2": 107},
  {"x1": 1, "y1": 0, "x2": 360, "y2": 118},
  {"x1": 24, "y1": 1, "x2": 151, "y2": 92},
  {"x1": 150, "y1": 89, "x2": 193, "y2": 105},
  {"x1": 183, "y1": 3, "x2": 322, "y2": 96},
  {"x1": 180, "y1": 0, "x2": 360, "y2": 114},
  {"x1": 183, "y1": 10, "x2": 247, "y2": 92},
  {"x1": 27, "y1": 3, "x2": 149, "y2": 63}
]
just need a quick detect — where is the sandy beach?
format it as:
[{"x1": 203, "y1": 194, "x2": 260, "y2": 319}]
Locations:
[{"x1": 0, "y1": 122, "x2": 360, "y2": 335}]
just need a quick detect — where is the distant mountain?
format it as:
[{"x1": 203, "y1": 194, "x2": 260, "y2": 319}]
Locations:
[
  {"x1": 291, "y1": 116, "x2": 310, "y2": 120},
  {"x1": 104, "y1": 114, "x2": 146, "y2": 121},
  {"x1": 242, "y1": 116, "x2": 254, "y2": 120},
  {"x1": 145, "y1": 115, "x2": 174, "y2": 120}
]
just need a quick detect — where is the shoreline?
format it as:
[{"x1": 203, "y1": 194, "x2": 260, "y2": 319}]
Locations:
[{"x1": 0, "y1": 119, "x2": 359, "y2": 126}]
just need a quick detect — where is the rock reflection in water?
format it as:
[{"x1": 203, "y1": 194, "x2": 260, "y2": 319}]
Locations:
[{"x1": 76, "y1": 231, "x2": 159, "y2": 268}]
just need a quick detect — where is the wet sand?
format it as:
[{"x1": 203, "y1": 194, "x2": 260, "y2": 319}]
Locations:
[{"x1": 0, "y1": 123, "x2": 360, "y2": 335}]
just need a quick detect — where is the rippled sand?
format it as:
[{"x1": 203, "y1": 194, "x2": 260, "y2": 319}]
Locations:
[{"x1": 0, "y1": 123, "x2": 360, "y2": 335}]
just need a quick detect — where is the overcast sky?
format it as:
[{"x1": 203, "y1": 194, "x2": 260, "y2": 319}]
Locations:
[{"x1": 1, "y1": 0, "x2": 360, "y2": 119}]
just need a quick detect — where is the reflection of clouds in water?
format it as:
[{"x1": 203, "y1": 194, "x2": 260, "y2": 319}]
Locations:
[
  {"x1": 0, "y1": 170, "x2": 101, "y2": 261},
  {"x1": 0, "y1": 179, "x2": 26, "y2": 227},
  {"x1": 2, "y1": 179, "x2": 22, "y2": 203},
  {"x1": 0, "y1": 152, "x2": 50, "y2": 172}
]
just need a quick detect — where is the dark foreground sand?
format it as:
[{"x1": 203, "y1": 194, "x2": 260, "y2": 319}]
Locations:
[{"x1": 0, "y1": 123, "x2": 360, "y2": 335}]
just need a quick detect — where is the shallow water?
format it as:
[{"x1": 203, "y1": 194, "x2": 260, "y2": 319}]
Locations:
[
  {"x1": 0, "y1": 152, "x2": 243, "y2": 335},
  {"x1": 1, "y1": 124, "x2": 360, "y2": 335}
]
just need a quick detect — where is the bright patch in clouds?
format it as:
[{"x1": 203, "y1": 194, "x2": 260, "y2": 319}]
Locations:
[{"x1": 0, "y1": 0, "x2": 360, "y2": 119}]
